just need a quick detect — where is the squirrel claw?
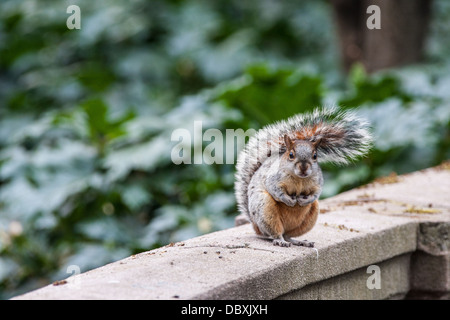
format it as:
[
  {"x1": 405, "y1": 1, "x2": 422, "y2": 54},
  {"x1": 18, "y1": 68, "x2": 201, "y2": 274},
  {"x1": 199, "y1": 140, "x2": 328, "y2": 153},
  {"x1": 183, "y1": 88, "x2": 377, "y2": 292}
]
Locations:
[
  {"x1": 300, "y1": 241, "x2": 315, "y2": 248},
  {"x1": 285, "y1": 237, "x2": 315, "y2": 247},
  {"x1": 273, "y1": 239, "x2": 292, "y2": 247},
  {"x1": 279, "y1": 194, "x2": 297, "y2": 207},
  {"x1": 295, "y1": 240, "x2": 315, "y2": 248},
  {"x1": 296, "y1": 194, "x2": 315, "y2": 206}
]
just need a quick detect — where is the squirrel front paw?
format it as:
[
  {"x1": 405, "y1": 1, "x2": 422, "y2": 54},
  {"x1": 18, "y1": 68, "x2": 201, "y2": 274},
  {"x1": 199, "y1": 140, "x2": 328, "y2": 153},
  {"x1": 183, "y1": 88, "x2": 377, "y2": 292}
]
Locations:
[
  {"x1": 279, "y1": 194, "x2": 297, "y2": 207},
  {"x1": 296, "y1": 194, "x2": 316, "y2": 206}
]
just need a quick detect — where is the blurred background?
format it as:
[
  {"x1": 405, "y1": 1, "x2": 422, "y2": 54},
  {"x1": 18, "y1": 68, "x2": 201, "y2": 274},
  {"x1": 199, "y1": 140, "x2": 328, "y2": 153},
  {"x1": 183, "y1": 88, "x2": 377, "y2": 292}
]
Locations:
[{"x1": 0, "y1": 0, "x2": 449, "y2": 299}]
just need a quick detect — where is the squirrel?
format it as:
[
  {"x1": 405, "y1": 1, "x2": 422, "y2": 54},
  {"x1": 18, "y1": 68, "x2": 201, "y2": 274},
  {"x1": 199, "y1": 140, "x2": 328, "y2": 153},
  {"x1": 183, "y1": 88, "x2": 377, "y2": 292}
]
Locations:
[{"x1": 235, "y1": 107, "x2": 372, "y2": 247}]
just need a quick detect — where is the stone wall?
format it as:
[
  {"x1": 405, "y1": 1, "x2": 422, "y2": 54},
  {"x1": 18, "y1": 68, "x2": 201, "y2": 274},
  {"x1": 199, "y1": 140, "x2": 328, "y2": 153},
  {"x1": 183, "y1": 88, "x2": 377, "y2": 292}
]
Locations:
[{"x1": 12, "y1": 165, "x2": 450, "y2": 300}]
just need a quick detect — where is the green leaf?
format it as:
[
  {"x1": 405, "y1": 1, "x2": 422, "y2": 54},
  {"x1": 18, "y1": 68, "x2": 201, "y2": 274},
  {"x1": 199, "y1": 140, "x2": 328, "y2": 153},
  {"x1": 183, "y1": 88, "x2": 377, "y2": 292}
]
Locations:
[
  {"x1": 215, "y1": 64, "x2": 323, "y2": 126},
  {"x1": 339, "y1": 66, "x2": 412, "y2": 107},
  {"x1": 76, "y1": 62, "x2": 116, "y2": 93},
  {"x1": 80, "y1": 99, "x2": 135, "y2": 153}
]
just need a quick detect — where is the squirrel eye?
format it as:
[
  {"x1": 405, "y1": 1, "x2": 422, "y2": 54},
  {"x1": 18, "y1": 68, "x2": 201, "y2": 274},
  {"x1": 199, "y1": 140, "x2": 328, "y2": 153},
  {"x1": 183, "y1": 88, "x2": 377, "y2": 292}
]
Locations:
[
  {"x1": 289, "y1": 152, "x2": 294, "y2": 160},
  {"x1": 313, "y1": 152, "x2": 317, "y2": 160}
]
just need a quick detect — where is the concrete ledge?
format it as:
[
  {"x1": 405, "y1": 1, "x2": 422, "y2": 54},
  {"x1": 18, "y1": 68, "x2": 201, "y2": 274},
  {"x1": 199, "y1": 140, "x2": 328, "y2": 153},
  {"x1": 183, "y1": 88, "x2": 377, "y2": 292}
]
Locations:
[
  {"x1": 278, "y1": 254, "x2": 412, "y2": 300},
  {"x1": 12, "y1": 166, "x2": 450, "y2": 300}
]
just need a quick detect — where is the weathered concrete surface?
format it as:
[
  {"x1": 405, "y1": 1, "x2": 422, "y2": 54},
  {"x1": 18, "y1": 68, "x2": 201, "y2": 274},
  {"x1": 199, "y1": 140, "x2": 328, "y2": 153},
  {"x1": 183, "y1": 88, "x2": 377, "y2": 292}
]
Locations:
[
  {"x1": 278, "y1": 254, "x2": 412, "y2": 300},
  {"x1": 12, "y1": 166, "x2": 450, "y2": 300}
]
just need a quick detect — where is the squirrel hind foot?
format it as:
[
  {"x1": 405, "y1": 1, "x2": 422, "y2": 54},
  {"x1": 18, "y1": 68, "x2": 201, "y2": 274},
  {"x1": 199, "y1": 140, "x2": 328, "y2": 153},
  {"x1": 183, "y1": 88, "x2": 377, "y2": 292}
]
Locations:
[
  {"x1": 272, "y1": 238, "x2": 292, "y2": 247},
  {"x1": 289, "y1": 238, "x2": 315, "y2": 247},
  {"x1": 272, "y1": 235, "x2": 291, "y2": 247},
  {"x1": 282, "y1": 235, "x2": 315, "y2": 248},
  {"x1": 272, "y1": 236, "x2": 315, "y2": 248}
]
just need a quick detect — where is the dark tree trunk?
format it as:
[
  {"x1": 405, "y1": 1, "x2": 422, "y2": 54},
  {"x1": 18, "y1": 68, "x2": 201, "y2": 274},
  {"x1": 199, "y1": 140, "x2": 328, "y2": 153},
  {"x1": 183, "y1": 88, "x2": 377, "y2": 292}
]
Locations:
[{"x1": 330, "y1": 0, "x2": 433, "y2": 73}]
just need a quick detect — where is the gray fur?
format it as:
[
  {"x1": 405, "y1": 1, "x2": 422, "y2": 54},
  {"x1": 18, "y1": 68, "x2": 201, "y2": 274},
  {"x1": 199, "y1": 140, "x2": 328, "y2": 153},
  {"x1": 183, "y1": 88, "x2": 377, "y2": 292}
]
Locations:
[
  {"x1": 246, "y1": 155, "x2": 279, "y2": 236},
  {"x1": 265, "y1": 177, "x2": 297, "y2": 207}
]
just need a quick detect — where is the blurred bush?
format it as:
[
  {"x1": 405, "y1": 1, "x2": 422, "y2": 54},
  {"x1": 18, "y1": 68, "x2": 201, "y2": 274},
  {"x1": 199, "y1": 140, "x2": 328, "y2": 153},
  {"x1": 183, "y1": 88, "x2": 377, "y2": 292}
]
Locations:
[{"x1": 0, "y1": 0, "x2": 449, "y2": 298}]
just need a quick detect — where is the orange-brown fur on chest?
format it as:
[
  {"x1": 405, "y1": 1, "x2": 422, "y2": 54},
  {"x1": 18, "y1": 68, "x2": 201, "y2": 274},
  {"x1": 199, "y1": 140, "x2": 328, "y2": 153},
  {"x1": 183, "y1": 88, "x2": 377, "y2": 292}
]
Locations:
[
  {"x1": 252, "y1": 189, "x2": 319, "y2": 239},
  {"x1": 275, "y1": 199, "x2": 318, "y2": 237}
]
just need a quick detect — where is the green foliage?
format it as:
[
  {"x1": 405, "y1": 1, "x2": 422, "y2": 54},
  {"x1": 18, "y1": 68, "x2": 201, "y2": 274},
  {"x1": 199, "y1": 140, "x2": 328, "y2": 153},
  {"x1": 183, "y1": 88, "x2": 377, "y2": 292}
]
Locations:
[
  {"x1": 1, "y1": 0, "x2": 450, "y2": 299},
  {"x1": 339, "y1": 64, "x2": 412, "y2": 107},
  {"x1": 80, "y1": 98, "x2": 135, "y2": 154},
  {"x1": 217, "y1": 64, "x2": 323, "y2": 126}
]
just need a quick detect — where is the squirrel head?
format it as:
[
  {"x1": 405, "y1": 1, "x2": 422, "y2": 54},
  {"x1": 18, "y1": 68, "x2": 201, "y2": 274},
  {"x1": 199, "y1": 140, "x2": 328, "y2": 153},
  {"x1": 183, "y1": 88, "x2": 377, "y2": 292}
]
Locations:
[{"x1": 282, "y1": 134, "x2": 320, "y2": 178}]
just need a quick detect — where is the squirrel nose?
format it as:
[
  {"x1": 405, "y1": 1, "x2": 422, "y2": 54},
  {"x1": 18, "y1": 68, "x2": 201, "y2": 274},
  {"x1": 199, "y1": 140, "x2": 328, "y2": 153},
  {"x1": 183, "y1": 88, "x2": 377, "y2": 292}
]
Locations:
[
  {"x1": 298, "y1": 162, "x2": 310, "y2": 175},
  {"x1": 300, "y1": 162, "x2": 309, "y2": 172}
]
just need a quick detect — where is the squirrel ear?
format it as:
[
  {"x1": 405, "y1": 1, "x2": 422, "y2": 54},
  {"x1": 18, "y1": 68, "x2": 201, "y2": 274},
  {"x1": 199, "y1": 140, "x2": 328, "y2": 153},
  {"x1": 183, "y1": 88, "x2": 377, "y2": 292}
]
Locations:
[
  {"x1": 284, "y1": 134, "x2": 293, "y2": 150},
  {"x1": 312, "y1": 137, "x2": 322, "y2": 149}
]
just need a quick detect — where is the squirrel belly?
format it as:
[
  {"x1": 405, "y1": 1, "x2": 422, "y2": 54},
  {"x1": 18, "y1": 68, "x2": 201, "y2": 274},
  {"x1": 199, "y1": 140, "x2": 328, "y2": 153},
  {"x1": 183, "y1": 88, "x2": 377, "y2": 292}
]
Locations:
[
  {"x1": 250, "y1": 192, "x2": 319, "y2": 240},
  {"x1": 247, "y1": 159, "x2": 319, "y2": 240}
]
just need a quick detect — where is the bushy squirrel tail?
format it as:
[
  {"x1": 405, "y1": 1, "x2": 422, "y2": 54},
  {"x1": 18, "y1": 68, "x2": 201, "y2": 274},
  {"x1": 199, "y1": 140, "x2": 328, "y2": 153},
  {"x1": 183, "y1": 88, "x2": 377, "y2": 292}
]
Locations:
[{"x1": 234, "y1": 107, "x2": 373, "y2": 217}]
